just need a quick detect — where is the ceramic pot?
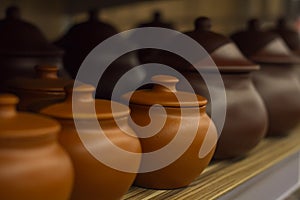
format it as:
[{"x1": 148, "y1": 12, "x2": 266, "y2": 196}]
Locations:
[
  {"x1": 0, "y1": 6, "x2": 65, "y2": 91},
  {"x1": 0, "y1": 93, "x2": 73, "y2": 200},
  {"x1": 55, "y1": 10, "x2": 146, "y2": 100},
  {"x1": 122, "y1": 75, "x2": 217, "y2": 189},
  {"x1": 231, "y1": 18, "x2": 300, "y2": 136},
  {"x1": 173, "y1": 17, "x2": 268, "y2": 159},
  {"x1": 39, "y1": 83, "x2": 141, "y2": 200},
  {"x1": 5, "y1": 65, "x2": 72, "y2": 111}
]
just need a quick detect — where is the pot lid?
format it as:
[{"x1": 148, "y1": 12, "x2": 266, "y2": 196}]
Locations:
[
  {"x1": 270, "y1": 18, "x2": 300, "y2": 52},
  {"x1": 40, "y1": 83, "x2": 130, "y2": 119},
  {"x1": 231, "y1": 18, "x2": 300, "y2": 64},
  {"x1": 184, "y1": 17, "x2": 258, "y2": 72},
  {"x1": 0, "y1": 6, "x2": 63, "y2": 56},
  {"x1": 0, "y1": 93, "x2": 60, "y2": 139},
  {"x1": 122, "y1": 75, "x2": 207, "y2": 107},
  {"x1": 7, "y1": 65, "x2": 73, "y2": 92}
]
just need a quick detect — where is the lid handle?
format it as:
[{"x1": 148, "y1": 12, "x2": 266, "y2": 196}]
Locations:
[
  {"x1": 151, "y1": 75, "x2": 179, "y2": 92},
  {"x1": 195, "y1": 16, "x2": 212, "y2": 31},
  {"x1": 247, "y1": 18, "x2": 261, "y2": 31},
  {"x1": 0, "y1": 94, "x2": 19, "y2": 117},
  {"x1": 65, "y1": 83, "x2": 95, "y2": 103},
  {"x1": 35, "y1": 65, "x2": 59, "y2": 79}
]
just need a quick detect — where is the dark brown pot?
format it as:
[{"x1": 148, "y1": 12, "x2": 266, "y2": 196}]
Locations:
[
  {"x1": 122, "y1": 75, "x2": 217, "y2": 189},
  {"x1": 0, "y1": 6, "x2": 65, "y2": 91},
  {"x1": 5, "y1": 65, "x2": 73, "y2": 111},
  {"x1": 0, "y1": 93, "x2": 74, "y2": 200},
  {"x1": 39, "y1": 83, "x2": 141, "y2": 200},
  {"x1": 55, "y1": 9, "x2": 146, "y2": 100},
  {"x1": 175, "y1": 17, "x2": 268, "y2": 159},
  {"x1": 231, "y1": 18, "x2": 300, "y2": 136}
]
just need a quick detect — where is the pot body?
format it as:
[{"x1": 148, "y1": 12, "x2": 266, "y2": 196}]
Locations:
[
  {"x1": 0, "y1": 135, "x2": 74, "y2": 200},
  {"x1": 57, "y1": 118, "x2": 141, "y2": 200},
  {"x1": 129, "y1": 105, "x2": 217, "y2": 189},
  {"x1": 252, "y1": 64, "x2": 300, "y2": 136},
  {"x1": 182, "y1": 72, "x2": 268, "y2": 159}
]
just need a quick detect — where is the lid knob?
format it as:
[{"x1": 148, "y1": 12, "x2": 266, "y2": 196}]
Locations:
[
  {"x1": 152, "y1": 75, "x2": 179, "y2": 92},
  {"x1": 5, "y1": 6, "x2": 21, "y2": 20},
  {"x1": 247, "y1": 18, "x2": 261, "y2": 31},
  {"x1": 195, "y1": 16, "x2": 212, "y2": 31},
  {"x1": 35, "y1": 65, "x2": 59, "y2": 79},
  {"x1": 277, "y1": 17, "x2": 287, "y2": 29},
  {"x1": 88, "y1": 8, "x2": 100, "y2": 21},
  {"x1": 0, "y1": 94, "x2": 19, "y2": 117},
  {"x1": 65, "y1": 82, "x2": 95, "y2": 103}
]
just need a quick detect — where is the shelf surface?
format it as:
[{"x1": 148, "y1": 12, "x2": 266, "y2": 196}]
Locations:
[{"x1": 123, "y1": 126, "x2": 300, "y2": 200}]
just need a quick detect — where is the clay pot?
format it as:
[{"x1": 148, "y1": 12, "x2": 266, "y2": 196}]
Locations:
[
  {"x1": 231, "y1": 18, "x2": 300, "y2": 136},
  {"x1": 39, "y1": 83, "x2": 141, "y2": 200},
  {"x1": 169, "y1": 17, "x2": 267, "y2": 159},
  {"x1": 55, "y1": 9, "x2": 146, "y2": 100},
  {"x1": 0, "y1": 6, "x2": 65, "y2": 91},
  {"x1": 5, "y1": 65, "x2": 73, "y2": 111},
  {"x1": 122, "y1": 75, "x2": 217, "y2": 189},
  {"x1": 0, "y1": 93, "x2": 73, "y2": 200}
]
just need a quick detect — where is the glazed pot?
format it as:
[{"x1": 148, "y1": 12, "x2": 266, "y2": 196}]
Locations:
[
  {"x1": 0, "y1": 94, "x2": 73, "y2": 200},
  {"x1": 55, "y1": 9, "x2": 146, "y2": 100},
  {"x1": 122, "y1": 75, "x2": 217, "y2": 189},
  {"x1": 231, "y1": 18, "x2": 300, "y2": 136},
  {"x1": 39, "y1": 83, "x2": 141, "y2": 200},
  {"x1": 0, "y1": 6, "x2": 65, "y2": 91},
  {"x1": 5, "y1": 65, "x2": 73, "y2": 111},
  {"x1": 171, "y1": 17, "x2": 268, "y2": 159}
]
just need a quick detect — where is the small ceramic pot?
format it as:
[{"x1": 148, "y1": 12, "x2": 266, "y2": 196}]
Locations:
[
  {"x1": 175, "y1": 17, "x2": 268, "y2": 159},
  {"x1": 0, "y1": 6, "x2": 65, "y2": 91},
  {"x1": 231, "y1": 18, "x2": 300, "y2": 136},
  {"x1": 0, "y1": 94, "x2": 73, "y2": 200},
  {"x1": 39, "y1": 83, "x2": 141, "y2": 200},
  {"x1": 55, "y1": 10, "x2": 146, "y2": 100},
  {"x1": 122, "y1": 75, "x2": 217, "y2": 189},
  {"x1": 5, "y1": 65, "x2": 72, "y2": 111}
]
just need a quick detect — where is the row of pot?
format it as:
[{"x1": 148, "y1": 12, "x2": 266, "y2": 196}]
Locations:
[{"x1": 1, "y1": 6, "x2": 300, "y2": 200}]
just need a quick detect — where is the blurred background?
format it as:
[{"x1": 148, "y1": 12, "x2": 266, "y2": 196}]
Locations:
[{"x1": 0, "y1": 0, "x2": 300, "y2": 41}]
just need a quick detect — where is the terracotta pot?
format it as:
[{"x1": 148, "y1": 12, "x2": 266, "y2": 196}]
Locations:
[
  {"x1": 0, "y1": 6, "x2": 66, "y2": 91},
  {"x1": 231, "y1": 18, "x2": 300, "y2": 136},
  {"x1": 122, "y1": 75, "x2": 217, "y2": 189},
  {"x1": 5, "y1": 65, "x2": 73, "y2": 111},
  {"x1": 55, "y1": 10, "x2": 146, "y2": 100},
  {"x1": 39, "y1": 83, "x2": 141, "y2": 200},
  {"x1": 172, "y1": 17, "x2": 268, "y2": 159},
  {"x1": 0, "y1": 93, "x2": 73, "y2": 200}
]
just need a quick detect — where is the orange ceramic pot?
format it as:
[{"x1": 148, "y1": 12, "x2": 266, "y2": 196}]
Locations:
[
  {"x1": 39, "y1": 84, "x2": 141, "y2": 200},
  {"x1": 6, "y1": 65, "x2": 72, "y2": 111},
  {"x1": 122, "y1": 75, "x2": 217, "y2": 189},
  {"x1": 231, "y1": 19, "x2": 300, "y2": 136},
  {"x1": 0, "y1": 94, "x2": 73, "y2": 200}
]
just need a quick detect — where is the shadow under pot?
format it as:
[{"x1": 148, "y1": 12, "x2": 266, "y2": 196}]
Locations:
[
  {"x1": 5, "y1": 65, "x2": 73, "y2": 111},
  {"x1": 39, "y1": 83, "x2": 141, "y2": 200},
  {"x1": 231, "y1": 18, "x2": 300, "y2": 136},
  {"x1": 0, "y1": 6, "x2": 65, "y2": 91},
  {"x1": 122, "y1": 75, "x2": 217, "y2": 189},
  {"x1": 171, "y1": 17, "x2": 268, "y2": 160},
  {"x1": 0, "y1": 94, "x2": 74, "y2": 200}
]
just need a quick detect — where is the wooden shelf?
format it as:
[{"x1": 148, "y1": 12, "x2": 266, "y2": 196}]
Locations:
[{"x1": 123, "y1": 126, "x2": 300, "y2": 200}]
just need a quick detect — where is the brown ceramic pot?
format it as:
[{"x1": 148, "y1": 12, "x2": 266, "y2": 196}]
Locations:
[
  {"x1": 231, "y1": 18, "x2": 300, "y2": 136},
  {"x1": 5, "y1": 65, "x2": 73, "y2": 111},
  {"x1": 39, "y1": 83, "x2": 141, "y2": 200},
  {"x1": 122, "y1": 75, "x2": 217, "y2": 189},
  {"x1": 174, "y1": 17, "x2": 268, "y2": 159},
  {"x1": 0, "y1": 6, "x2": 65, "y2": 91},
  {"x1": 55, "y1": 10, "x2": 146, "y2": 100},
  {"x1": 0, "y1": 93, "x2": 73, "y2": 200}
]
